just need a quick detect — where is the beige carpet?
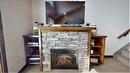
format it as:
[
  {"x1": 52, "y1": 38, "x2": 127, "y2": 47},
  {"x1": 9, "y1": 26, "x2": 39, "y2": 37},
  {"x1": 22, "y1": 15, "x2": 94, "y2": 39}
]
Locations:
[{"x1": 22, "y1": 58, "x2": 130, "y2": 73}]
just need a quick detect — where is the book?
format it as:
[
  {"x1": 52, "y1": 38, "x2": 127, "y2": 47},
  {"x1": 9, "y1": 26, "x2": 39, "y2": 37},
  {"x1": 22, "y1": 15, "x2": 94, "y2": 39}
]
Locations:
[{"x1": 91, "y1": 58, "x2": 98, "y2": 63}]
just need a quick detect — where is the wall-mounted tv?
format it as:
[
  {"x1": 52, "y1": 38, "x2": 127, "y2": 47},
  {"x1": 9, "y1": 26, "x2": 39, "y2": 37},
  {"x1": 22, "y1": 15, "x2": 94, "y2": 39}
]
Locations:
[{"x1": 46, "y1": 1, "x2": 85, "y2": 25}]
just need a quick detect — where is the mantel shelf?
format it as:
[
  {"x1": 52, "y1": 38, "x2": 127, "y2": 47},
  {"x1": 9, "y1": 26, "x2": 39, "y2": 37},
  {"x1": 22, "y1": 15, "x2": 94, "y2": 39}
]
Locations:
[{"x1": 38, "y1": 26, "x2": 96, "y2": 32}]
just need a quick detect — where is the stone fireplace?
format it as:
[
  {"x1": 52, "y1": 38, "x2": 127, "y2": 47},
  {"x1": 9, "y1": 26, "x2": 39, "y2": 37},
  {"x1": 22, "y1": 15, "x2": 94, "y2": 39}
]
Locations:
[{"x1": 42, "y1": 32, "x2": 88, "y2": 71}]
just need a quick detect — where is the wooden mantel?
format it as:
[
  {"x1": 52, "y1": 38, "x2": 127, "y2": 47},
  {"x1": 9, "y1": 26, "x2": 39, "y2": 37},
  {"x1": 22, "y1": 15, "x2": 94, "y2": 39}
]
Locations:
[{"x1": 39, "y1": 26, "x2": 96, "y2": 32}]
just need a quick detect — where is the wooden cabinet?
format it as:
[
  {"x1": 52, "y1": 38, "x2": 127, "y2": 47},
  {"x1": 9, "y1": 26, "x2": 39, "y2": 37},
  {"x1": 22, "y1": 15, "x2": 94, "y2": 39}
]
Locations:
[
  {"x1": 23, "y1": 35, "x2": 40, "y2": 65},
  {"x1": 90, "y1": 35, "x2": 107, "y2": 64}
]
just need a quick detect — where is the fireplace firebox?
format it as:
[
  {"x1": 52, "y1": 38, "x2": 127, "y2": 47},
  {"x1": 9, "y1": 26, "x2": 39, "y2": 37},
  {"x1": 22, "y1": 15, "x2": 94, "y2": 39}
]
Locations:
[{"x1": 51, "y1": 49, "x2": 78, "y2": 69}]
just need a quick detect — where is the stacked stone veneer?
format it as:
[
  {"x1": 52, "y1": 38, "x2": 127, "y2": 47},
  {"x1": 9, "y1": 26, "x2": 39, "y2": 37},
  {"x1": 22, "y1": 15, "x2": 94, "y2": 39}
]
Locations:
[{"x1": 42, "y1": 32, "x2": 88, "y2": 71}]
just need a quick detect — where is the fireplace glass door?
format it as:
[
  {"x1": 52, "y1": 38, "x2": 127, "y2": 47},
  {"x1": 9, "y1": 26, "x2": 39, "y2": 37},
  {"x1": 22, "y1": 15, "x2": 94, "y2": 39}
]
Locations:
[{"x1": 51, "y1": 49, "x2": 78, "y2": 69}]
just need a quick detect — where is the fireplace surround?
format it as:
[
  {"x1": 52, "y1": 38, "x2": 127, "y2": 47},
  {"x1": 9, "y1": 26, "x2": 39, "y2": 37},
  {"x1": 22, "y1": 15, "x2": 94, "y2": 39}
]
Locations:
[
  {"x1": 38, "y1": 27, "x2": 96, "y2": 71},
  {"x1": 42, "y1": 31, "x2": 88, "y2": 71}
]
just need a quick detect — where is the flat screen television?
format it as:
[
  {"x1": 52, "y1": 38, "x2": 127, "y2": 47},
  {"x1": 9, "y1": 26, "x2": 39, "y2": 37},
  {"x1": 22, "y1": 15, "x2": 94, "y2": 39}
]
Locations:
[{"x1": 45, "y1": 1, "x2": 85, "y2": 25}]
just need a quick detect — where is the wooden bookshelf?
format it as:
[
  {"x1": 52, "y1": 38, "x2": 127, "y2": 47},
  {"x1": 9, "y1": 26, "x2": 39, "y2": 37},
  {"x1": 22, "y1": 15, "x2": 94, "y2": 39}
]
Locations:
[
  {"x1": 90, "y1": 35, "x2": 107, "y2": 64},
  {"x1": 23, "y1": 35, "x2": 40, "y2": 65}
]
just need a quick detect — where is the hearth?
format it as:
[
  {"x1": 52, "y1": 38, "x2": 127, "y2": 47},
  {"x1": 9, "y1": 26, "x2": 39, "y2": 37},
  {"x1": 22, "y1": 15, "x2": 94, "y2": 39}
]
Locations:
[{"x1": 51, "y1": 49, "x2": 78, "y2": 69}]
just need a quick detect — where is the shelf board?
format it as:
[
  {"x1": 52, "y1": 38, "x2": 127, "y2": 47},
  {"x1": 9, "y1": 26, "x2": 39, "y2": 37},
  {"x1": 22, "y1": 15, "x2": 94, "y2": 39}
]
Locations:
[
  {"x1": 24, "y1": 35, "x2": 39, "y2": 38},
  {"x1": 91, "y1": 54, "x2": 100, "y2": 57},
  {"x1": 27, "y1": 55, "x2": 40, "y2": 57},
  {"x1": 91, "y1": 46, "x2": 102, "y2": 48},
  {"x1": 30, "y1": 63, "x2": 40, "y2": 64},
  {"x1": 92, "y1": 35, "x2": 107, "y2": 38},
  {"x1": 27, "y1": 42, "x2": 38, "y2": 45},
  {"x1": 90, "y1": 52, "x2": 100, "y2": 57},
  {"x1": 29, "y1": 35, "x2": 39, "y2": 38},
  {"x1": 27, "y1": 44, "x2": 39, "y2": 47}
]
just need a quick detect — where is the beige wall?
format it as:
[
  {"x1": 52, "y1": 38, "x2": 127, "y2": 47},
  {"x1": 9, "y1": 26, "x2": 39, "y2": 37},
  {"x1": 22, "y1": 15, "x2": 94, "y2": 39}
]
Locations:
[
  {"x1": 0, "y1": 0, "x2": 33, "y2": 72},
  {"x1": 32, "y1": 0, "x2": 44, "y2": 23},
  {"x1": 86, "y1": 0, "x2": 129, "y2": 55}
]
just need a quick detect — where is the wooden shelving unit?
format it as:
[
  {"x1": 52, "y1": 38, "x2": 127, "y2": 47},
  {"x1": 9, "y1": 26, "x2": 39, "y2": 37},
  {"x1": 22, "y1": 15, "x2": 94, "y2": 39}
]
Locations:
[
  {"x1": 90, "y1": 35, "x2": 107, "y2": 64},
  {"x1": 23, "y1": 35, "x2": 40, "y2": 65}
]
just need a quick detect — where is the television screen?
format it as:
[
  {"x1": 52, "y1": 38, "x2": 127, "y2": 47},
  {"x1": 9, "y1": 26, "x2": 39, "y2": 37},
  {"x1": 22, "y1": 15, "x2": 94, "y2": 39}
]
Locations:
[{"x1": 46, "y1": 1, "x2": 85, "y2": 25}]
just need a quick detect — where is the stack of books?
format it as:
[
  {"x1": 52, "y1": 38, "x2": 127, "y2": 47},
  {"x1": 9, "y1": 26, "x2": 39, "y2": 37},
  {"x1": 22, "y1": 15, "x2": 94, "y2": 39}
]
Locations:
[{"x1": 91, "y1": 58, "x2": 98, "y2": 63}]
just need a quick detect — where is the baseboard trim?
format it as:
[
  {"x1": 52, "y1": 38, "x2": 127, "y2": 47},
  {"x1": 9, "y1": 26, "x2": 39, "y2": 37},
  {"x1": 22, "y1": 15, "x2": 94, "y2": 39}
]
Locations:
[
  {"x1": 18, "y1": 64, "x2": 27, "y2": 73},
  {"x1": 104, "y1": 55, "x2": 113, "y2": 58}
]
